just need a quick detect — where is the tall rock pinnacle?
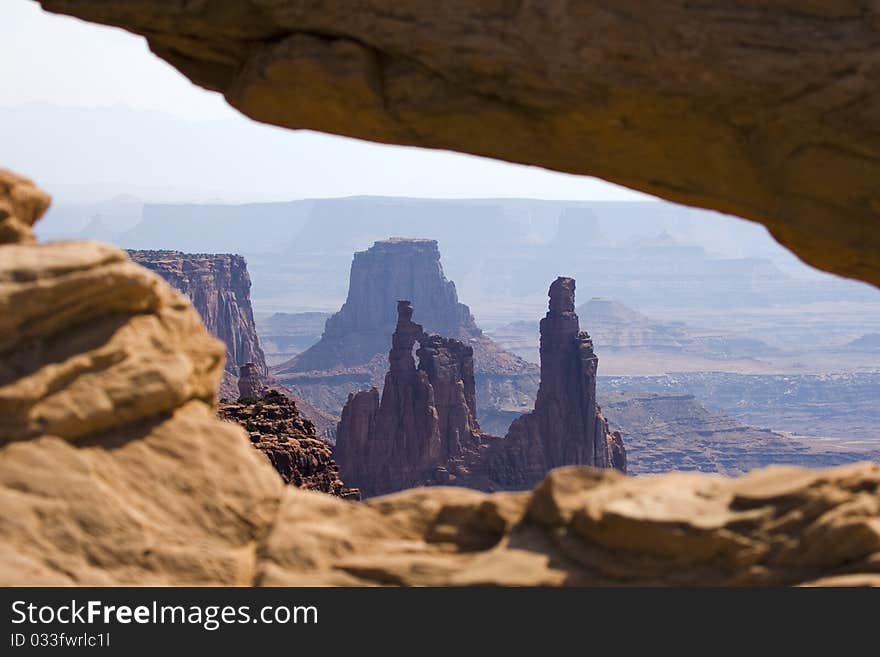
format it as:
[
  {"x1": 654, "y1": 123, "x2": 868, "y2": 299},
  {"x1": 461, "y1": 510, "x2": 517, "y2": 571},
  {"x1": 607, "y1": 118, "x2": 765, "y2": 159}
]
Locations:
[
  {"x1": 291, "y1": 239, "x2": 481, "y2": 373},
  {"x1": 273, "y1": 238, "x2": 539, "y2": 431},
  {"x1": 506, "y1": 277, "x2": 626, "y2": 475}
]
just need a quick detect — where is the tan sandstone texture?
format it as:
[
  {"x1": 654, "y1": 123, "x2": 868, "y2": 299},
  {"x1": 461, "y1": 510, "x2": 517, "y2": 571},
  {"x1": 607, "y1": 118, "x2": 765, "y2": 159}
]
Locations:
[
  {"x1": 37, "y1": 0, "x2": 880, "y2": 287},
  {"x1": 0, "y1": 169, "x2": 879, "y2": 586}
]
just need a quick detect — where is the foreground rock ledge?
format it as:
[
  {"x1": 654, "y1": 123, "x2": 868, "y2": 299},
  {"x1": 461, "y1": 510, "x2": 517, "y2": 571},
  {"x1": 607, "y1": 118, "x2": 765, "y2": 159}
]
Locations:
[{"x1": 38, "y1": 0, "x2": 880, "y2": 287}]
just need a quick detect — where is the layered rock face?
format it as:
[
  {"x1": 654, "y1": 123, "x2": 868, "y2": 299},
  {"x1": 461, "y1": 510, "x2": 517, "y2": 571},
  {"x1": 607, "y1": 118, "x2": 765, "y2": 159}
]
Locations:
[
  {"x1": 2, "y1": 170, "x2": 879, "y2": 586},
  {"x1": 219, "y1": 390, "x2": 359, "y2": 499},
  {"x1": 127, "y1": 250, "x2": 267, "y2": 377},
  {"x1": 504, "y1": 278, "x2": 625, "y2": 479},
  {"x1": 335, "y1": 301, "x2": 484, "y2": 496},
  {"x1": 39, "y1": 1, "x2": 880, "y2": 287},
  {"x1": 274, "y1": 238, "x2": 538, "y2": 422}
]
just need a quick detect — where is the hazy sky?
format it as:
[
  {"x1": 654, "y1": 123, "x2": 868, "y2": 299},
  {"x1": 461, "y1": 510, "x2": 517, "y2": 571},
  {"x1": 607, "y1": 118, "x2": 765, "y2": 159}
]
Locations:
[{"x1": 1, "y1": 0, "x2": 649, "y2": 202}]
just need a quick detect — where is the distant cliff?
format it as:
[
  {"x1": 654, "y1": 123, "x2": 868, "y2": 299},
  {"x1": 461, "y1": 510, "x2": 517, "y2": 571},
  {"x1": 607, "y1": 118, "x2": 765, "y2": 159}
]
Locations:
[{"x1": 128, "y1": 250, "x2": 267, "y2": 377}]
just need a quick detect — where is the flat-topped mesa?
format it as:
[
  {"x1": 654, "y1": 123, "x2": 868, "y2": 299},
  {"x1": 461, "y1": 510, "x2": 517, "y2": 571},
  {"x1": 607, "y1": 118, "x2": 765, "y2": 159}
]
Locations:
[
  {"x1": 335, "y1": 300, "x2": 485, "y2": 496},
  {"x1": 127, "y1": 249, "x2": 267, "y2": 377},
  {"x1": 237, "y1": 362, "x2": 266, "y2": 400},
  {"x1": 504, "y1": 277, "x2": 626, "y2": 480},
  {"x1": 291, "y1": 239, "x2": 481, "y2": 373}
]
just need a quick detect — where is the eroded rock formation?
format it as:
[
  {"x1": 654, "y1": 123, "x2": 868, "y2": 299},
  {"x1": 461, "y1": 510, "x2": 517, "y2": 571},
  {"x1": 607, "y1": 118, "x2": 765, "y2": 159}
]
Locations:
[
  {"x1": 219, "y1": 390, "x2": 359, "y2": 499},
  {"x1": 336, "y1": 288, "x2": 624, "y2": 497},
  {"x1": 335, "y1": 301, "x2": 484, "y2": 496},
  {"x1": 38, "y1": 0, "x2": 880, "y2": 287},
  {"x1": 128, "y1": 249, "x2": 267, "y2": 377},
  {"x1": 0, "y1": 169, "x2": 49, "y2": 244},
  {"x1": 274, "y1": 238, "x2": 538, "y2": 422},
  {"x1": 504, "y1": 278, "x2": 626, "y2": 479}
]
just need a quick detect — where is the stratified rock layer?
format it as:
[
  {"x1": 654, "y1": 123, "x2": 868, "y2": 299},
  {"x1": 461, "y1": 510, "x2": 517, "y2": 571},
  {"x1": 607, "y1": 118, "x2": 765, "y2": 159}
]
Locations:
[
  {"x1": 37, "y1": 1, "x2": 880, "y2": 287},
  {"x1": 128, "y1": 249, "x2": 267, "y2": 377},
  {"x1": 219, "y1": 390, "x2": 359, "y2": 499}
]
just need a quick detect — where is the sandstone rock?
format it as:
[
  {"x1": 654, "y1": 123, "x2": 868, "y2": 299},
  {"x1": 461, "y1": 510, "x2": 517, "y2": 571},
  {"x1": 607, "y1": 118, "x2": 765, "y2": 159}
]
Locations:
[
  {"x1": 37, "y1": 1, "x2": 880, "y2": 287},
  {"x1": 219, "y1": 390, "x2": 359, "y2": 499},
  {"x1": 128, "y1": 249, "x2": 267, "y2": 377},
  {"x1": 256, "y1": 463, "x2": 880, "y2": 586},
  {"x1": 0, "y1": 168, "x2": 50, "y2": 244},
  {"x1": 0, "y1": 179, "x2": 289, "y2": 583},
  {"x1": 1, "y1": 241, "x2": 223, "y2": 441}
]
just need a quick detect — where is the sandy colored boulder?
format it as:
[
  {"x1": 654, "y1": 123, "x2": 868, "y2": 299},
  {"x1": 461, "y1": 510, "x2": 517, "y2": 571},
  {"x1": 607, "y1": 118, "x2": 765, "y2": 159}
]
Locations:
[{"x1": 0, "y1": 168, "x2": 50, "y2": 244}]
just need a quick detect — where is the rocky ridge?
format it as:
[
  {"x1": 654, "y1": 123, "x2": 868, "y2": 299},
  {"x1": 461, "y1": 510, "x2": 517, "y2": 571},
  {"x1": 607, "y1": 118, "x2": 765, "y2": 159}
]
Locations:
[
  {"x1": 602, "y1": 392, "x2": 879, "y2": 476},
  {"x1": 219, "y1": 389, "x2": 358, "y2": 499}
]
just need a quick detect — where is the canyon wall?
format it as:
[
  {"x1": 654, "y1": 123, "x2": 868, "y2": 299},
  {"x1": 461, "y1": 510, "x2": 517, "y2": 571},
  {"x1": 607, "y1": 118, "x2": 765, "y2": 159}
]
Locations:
[
  {"x1": 128, "y1": 249, "x2": 267, "y2": 377},
  {"x1": 274, "y1": 238, "x2": 538, "y2": 423}
]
